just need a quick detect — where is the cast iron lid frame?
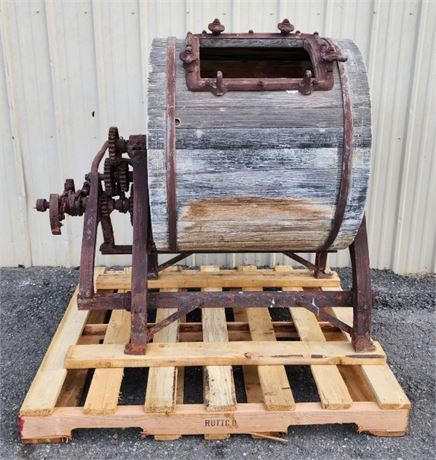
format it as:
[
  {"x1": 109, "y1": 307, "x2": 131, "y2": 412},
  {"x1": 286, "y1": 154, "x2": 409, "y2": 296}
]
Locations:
[{"x1": 179, "y1": 19, "x2": 347, "y2": 96}]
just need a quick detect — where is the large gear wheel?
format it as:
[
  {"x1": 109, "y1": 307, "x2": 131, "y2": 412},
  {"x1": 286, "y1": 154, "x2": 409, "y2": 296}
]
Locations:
[
  {"x1": 103, "y1": 157, "x2": 117, "y2": 196},
  {"x1": 108, "y1": 126, "x2": 120, "y2": 160}
]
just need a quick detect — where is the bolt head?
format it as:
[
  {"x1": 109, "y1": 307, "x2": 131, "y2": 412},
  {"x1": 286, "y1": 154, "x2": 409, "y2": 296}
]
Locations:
[{"x1": 36, "y1": 198, "x2": 49, "y2": 212}]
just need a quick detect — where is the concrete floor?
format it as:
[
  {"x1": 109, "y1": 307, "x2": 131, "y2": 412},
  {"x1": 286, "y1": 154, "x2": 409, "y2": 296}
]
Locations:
[{"x1": 0, "y1": 266, "x2": 434, "y2": 460}]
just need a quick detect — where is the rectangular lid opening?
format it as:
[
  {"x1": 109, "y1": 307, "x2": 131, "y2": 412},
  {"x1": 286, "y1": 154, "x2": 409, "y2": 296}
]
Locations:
[{"x1": 199, "y1": 46, "x2": 314, "y2": 79}]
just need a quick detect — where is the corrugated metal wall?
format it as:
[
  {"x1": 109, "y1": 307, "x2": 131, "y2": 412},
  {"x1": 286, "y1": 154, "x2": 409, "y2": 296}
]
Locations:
[{"x1": 1, "y1": 0, "x2": 435, "y2": 272}]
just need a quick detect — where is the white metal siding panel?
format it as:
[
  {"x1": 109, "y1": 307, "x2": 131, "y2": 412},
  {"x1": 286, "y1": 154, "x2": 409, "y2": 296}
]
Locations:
[{"x1": 0, "y1": 0, "x2": 434, "y2": 272}]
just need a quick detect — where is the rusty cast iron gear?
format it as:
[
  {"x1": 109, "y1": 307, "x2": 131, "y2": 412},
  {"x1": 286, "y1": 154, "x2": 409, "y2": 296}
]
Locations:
[
  {"x1": 103, "y1": 157, "x2": 117, "y2": 196},
  {"x1": 118, "y1": 160, "x2": 130, "y2": 193},
  {"x1": 100, "y1": 193, "x2": 111, "y2": 217},
  {"x1": 108, "y1": 126, "x2": 120, "y2": 160},
  {"x1": 35, "y1": 179, "x2": 88, "y2": 235}
]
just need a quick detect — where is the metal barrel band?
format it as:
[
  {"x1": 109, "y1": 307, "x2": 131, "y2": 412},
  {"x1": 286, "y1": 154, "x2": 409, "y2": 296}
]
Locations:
[{"x1": 319, "y1": 41, "x2": 353, "y2": 252}]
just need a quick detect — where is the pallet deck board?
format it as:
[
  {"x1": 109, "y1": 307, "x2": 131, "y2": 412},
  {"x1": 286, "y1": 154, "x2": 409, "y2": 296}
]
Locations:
[
  {"x1": 201, "y1": 266, "x2": 237, "y2": 414},
  {"x1": 144, "y1": 288, "x2": 180, "y2": 414},
  {"x1": 241, "y1": 266, "x2": 295, "y2": 411},
  {"x1": 232, "y1": 307, "x2": 265, "y2": 406},
  {"x1": 83, "y1": 309, "x2": 131, "y2": 415},
  {"x1": 83, "y1": 268, "x2": 132, "y2": 415},
  {"x1": 289, "y1": 290, "x2": 353, "y2": 409},
  {"x1": 65, "y1": 340, "x2": 386, "y2": 368},
  {"x1": 19, "y1": 265, "x2": 410, "y2": 442},
  {"x1": 290, "y1": 305, "x2": 354, "y2": 409}
]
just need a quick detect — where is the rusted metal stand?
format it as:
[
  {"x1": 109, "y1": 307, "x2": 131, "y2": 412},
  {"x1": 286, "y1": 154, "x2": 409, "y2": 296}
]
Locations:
[{"x1": 37, "y1": 132, "x2": 375, "y2": 355}]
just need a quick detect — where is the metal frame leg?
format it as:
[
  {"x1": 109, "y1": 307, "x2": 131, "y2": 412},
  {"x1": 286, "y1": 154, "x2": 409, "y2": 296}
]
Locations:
[
  {"x1": 78, "y1": 171, "x2": 100, "y2": 300},
  {"x1": 350, "y1": 215, "x2": 376, "y2": 351},
  {"x1": 76, "y1": 141, "x2": 109, "y2": 302},
  {"x1": 314, "y1": 251, "x2": 329, "y2": 278},
  {"x1": 125, "y1": 136, "x2": 149, "y2": 355}
]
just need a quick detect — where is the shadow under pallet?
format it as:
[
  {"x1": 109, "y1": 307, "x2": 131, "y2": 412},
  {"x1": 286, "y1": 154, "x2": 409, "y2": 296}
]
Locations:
[{"x1": 19, "y1": 266, "x2": 410, "y2": 443}]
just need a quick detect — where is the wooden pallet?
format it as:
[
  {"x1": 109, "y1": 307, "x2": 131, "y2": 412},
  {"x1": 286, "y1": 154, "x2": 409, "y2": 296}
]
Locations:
[{"x1": 19, "y1": 265, "x2": 410, "y2": 443}]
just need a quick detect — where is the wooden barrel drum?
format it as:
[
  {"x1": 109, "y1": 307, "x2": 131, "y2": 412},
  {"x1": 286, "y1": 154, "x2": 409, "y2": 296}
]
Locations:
[{"x1": 147, "y1": 23, "x2": 371, "y2": 253}]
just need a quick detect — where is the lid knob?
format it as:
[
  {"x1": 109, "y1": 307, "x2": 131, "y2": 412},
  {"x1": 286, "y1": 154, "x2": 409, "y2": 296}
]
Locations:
[
  {"x1": 278, "y1": 18, "x2": 294, "y2": 35},
  {"x1": 208, "y1": 18, "x2": 225, "y2": 35}
]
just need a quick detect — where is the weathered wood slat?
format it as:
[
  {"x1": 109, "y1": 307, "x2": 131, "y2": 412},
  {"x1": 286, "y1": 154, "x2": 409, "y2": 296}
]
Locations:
[
  {"x1": 149, "y1": 147, "x2": 342, "y2": 171},
  {"x1": 150, "y1": 86, "x2": 348, "y2": 109},
  {"x1": 148, "y1": 81, "x2": 370, "y2": 110},
  {"x1": 200, "y1": 266, "x2": 236, "y2": 415},
  {"x1": 147, "y1": 127, "x2": 371, "y2": 150},
  {"x1": 148, "y1": 106, "x2": 371, "y2": 130},
  {"x1": 148, "y1": 61, "x2": 370, "y2": 133}
]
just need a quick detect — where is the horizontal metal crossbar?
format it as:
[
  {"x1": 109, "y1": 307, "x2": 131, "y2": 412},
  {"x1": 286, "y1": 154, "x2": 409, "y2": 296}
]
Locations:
[
  {"x1": 78, "y1": 289, "x2": 358, "y2": 337},
  {"x1": 78, "y1": 290, "x2": 353, "y2": 311}
]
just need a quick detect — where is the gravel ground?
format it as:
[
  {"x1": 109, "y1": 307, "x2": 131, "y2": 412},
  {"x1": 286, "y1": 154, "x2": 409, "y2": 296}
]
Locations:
[{"x1": 0, "y1": 266, "x2": 435, "y2": 460}]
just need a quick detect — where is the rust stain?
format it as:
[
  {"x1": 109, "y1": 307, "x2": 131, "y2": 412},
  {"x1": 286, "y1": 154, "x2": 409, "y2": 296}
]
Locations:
[{"x1": 181, "y1": 197, "x2": 330, "y2": 222}]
